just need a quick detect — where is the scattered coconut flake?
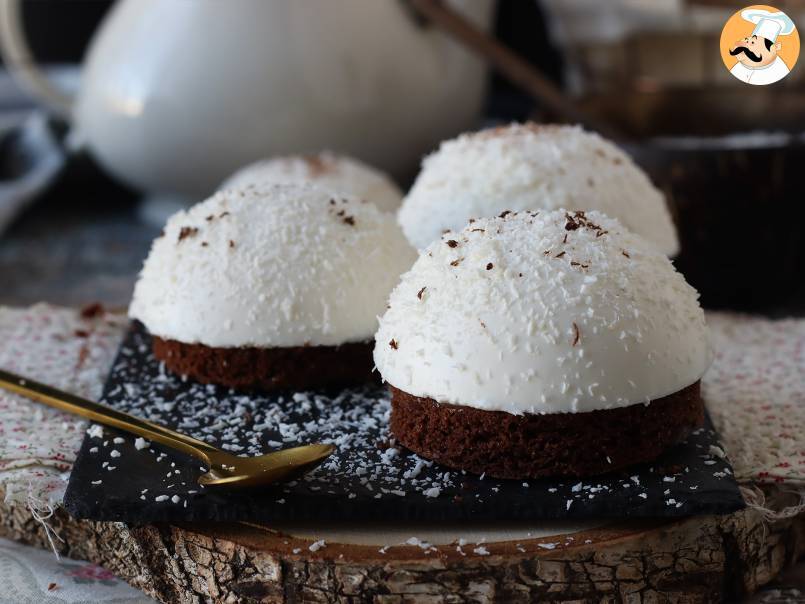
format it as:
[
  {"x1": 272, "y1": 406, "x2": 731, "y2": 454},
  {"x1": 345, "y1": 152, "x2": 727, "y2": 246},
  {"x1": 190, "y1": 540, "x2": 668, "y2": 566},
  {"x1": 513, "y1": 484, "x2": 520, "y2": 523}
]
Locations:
[{"x1": 87, "y1": 425, "x2": 104, "y2": 439}]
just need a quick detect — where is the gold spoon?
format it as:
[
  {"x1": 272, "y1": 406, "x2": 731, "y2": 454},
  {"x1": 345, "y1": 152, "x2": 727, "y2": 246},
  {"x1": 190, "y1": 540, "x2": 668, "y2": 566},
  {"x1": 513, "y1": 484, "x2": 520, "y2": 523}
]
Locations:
[{"x1": 0, "y1": 368, "x2": 335, "y2": 488}]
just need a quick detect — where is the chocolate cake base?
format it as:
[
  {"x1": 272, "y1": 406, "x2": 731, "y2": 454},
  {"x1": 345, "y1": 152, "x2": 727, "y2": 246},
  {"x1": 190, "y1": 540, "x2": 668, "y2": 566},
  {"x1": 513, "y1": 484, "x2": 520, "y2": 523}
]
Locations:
[
  {"x1": 152, "y1": 335, "x2": 376, "y2": 392},
  {"x1": 390, "y1": 382, "x2": 704, "y2": 479}
]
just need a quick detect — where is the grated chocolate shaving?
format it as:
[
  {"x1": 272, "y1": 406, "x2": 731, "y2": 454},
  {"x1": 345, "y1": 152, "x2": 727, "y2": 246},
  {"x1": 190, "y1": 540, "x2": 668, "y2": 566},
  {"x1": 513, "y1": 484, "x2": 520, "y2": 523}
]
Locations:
[
  {"x1": 304, "y1": 154, "x2": 332, "y2": 176},
  {"x1": 178, "y1": 227, "x2": 198, "y2": 242},
  {"x1": 571, "y1": 322, "x2": 581, "y2": 347},
  {"x1": 564, "y1": 211, "x2": 606, "y2": 238}
]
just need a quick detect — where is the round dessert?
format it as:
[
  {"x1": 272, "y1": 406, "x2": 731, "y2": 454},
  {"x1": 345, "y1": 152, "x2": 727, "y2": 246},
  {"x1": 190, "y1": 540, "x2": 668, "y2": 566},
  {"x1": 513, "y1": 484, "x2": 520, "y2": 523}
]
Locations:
[
  {"x1": 130, "y1": 183, "x2": 416, "y2": 391},
  {"x1": 374, "y1": 209, "x2": 711, "y2": 479},
  {"x1": 221, "y1": 152, "x2": 403, "y2": 213},
  {"x1": 398, "y1": 123, "x2": 679, "y2": 255}
]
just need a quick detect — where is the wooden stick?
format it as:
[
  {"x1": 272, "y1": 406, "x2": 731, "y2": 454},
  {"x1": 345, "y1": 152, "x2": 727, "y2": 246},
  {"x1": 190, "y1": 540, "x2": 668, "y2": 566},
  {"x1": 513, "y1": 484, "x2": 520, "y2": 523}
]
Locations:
[{"x1": 407, "y1": 0, "x2": 622, "y2": 140}]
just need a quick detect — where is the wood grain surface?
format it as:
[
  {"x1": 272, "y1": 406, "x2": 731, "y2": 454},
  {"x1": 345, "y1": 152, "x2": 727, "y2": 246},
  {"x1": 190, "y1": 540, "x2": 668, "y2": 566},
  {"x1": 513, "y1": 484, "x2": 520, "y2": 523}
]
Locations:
[{"x1": 1, "y1": 484, "x2": 803, "y2": 603}]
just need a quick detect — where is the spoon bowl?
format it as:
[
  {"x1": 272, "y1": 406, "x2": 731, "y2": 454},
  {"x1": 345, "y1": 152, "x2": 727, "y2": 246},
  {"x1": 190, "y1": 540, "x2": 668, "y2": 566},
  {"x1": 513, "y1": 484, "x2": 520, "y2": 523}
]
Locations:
[{"x1": 198, "y1": 443, "x2": 336, "y2": 488}]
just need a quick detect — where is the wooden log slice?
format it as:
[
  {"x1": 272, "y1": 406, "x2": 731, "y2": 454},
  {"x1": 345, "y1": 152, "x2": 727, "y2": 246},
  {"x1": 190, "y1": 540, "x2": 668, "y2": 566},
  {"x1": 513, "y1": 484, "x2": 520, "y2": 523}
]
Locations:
[{"x1": 1, "y1": 486, "x2": 803, "y2": 603}]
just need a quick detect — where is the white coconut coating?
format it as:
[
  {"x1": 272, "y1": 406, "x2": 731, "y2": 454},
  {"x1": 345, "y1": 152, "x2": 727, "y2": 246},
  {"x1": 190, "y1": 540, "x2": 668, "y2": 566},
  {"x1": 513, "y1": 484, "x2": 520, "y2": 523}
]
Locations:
[
  {"x1": 374, "y1": 209, "x2": 710, "y2": 415},
  {"x1": 130, "y1": 184, "x2": 416, "y2": 348},
  {"x1": 398, "y1": 124, "x2": 679, "y2": 255},
  {"x1": 221, "y1": 152, "x2": 403, "y2": 213}
]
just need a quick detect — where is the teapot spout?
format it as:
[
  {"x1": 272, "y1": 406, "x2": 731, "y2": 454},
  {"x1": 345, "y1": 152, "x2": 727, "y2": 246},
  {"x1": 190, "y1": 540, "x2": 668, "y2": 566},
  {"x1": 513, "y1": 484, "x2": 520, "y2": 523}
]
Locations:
[
  {"x1": 406, "y1": 0, "x2": 496, "y2": 36},
  {"x1": 442, "y1": 0, "x2": 496, "y2": 29}
]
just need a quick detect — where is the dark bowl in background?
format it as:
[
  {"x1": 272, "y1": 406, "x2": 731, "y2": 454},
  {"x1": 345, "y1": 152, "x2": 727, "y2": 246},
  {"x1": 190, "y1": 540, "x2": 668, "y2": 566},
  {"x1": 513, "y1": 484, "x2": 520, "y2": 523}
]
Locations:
[{"x1": 580, "y1": 89, "x2": 805, "y2": 314}]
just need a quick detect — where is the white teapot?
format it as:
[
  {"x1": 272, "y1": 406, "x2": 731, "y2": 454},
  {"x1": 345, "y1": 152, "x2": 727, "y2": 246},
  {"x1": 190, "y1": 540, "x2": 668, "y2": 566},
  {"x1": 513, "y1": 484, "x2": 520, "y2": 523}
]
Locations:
[{"x1": 0, "y1": 0, "x2": 493, "y2": 197}]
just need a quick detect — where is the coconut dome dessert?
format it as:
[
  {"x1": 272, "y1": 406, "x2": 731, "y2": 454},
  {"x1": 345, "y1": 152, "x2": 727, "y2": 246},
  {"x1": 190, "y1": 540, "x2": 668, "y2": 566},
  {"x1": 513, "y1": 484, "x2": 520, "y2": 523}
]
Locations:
[
  {"x1": 221, "y1": 152, "x2": 403, "y2": 213},
  {"x1": 374, "y1": 209, "x2": 710, "y2": 479},
  {"x1": 398, "y1": 123, "x2": 679, "y2": 255},
  {"x1": 130, "y1": 183, "x2": 416, "y2": 391}
]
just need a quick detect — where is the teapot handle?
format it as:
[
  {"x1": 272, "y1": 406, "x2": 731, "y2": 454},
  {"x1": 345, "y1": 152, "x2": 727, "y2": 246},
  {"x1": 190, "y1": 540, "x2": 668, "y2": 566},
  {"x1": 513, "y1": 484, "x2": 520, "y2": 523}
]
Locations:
[{"x1": 0, "y1": 0, "x2": 74, "y2": 118}]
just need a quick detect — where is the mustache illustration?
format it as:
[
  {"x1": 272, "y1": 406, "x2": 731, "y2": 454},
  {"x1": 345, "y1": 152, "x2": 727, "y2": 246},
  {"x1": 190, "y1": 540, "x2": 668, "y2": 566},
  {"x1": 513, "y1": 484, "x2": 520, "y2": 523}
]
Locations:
[{"x1": 730, "y1": 46, "x2": 763, "y2": 62}]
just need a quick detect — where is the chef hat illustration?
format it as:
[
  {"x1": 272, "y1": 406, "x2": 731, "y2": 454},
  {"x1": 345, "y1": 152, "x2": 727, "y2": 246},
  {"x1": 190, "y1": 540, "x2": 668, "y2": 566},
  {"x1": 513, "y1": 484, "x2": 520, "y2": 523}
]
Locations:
[{"x1": 741, "y1": 8, "x2": 796, "y2": 42}]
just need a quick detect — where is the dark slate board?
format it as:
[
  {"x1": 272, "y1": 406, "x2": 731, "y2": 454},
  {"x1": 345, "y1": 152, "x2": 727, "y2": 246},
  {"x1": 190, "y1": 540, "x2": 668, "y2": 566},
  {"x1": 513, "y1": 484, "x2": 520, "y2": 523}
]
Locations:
[{"x1": 64, "y1": 323, "x2": 745, "y2": 523}]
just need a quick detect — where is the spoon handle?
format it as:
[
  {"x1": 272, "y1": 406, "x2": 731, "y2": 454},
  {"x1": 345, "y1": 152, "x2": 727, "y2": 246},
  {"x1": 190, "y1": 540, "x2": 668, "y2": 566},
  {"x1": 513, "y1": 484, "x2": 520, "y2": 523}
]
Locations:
[{"x1": 0, "y1": 367, "x2": 216, "y2": 463}]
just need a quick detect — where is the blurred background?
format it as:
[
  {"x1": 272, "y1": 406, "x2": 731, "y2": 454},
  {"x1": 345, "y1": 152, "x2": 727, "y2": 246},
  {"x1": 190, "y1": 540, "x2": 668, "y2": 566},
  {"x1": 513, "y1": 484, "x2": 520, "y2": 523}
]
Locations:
[{"x1": 0, "y1": 0, "x2": 804, "y2": 314}]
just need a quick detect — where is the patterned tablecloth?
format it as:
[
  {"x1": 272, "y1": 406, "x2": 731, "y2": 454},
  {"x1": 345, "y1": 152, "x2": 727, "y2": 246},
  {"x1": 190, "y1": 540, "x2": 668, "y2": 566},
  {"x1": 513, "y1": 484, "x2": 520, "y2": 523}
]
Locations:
[
  {"x1": 0, "y1": 536, "x2": 150, "y2": 604},
  {"x1": 0, "y1": 304, "x2": 151, "y2": 602},
  {"x1": 0, "y1": 303, "x2": 803, "y2": 602}
]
